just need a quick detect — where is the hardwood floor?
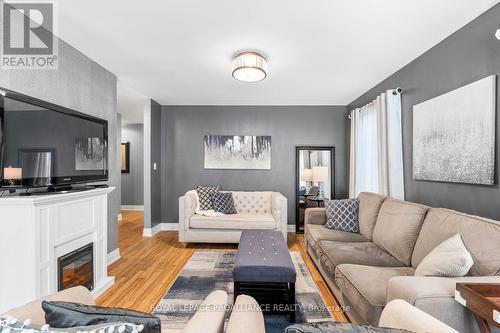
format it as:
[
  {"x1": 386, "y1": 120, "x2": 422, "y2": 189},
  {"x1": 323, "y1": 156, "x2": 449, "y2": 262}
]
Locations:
[{"x1": 97, "y1": 211, "x2": 348, "y2": 322}]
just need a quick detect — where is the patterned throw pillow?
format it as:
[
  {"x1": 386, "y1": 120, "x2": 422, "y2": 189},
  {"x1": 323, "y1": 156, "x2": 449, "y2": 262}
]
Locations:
[
  {"x1": 324, "y1": 198, "x2": 360, "y2": 233},
  {"x1": 211, "y1": 192, "x2": 237, "y2": 214},
  {"x1": 285, "y1": 322, "x2": 412, "y2": 332},
  {"x1": 196, "y1": 186, "x2": 221, "y2": 210}
]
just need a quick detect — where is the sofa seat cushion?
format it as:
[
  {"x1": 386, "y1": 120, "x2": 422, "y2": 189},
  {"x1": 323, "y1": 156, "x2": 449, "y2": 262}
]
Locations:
[
  {"x1": 317, "y1": 241, "x2": 404, "y2": 278},
  {"x1": 335, "y1": 264, "x2": 415, "y2": 325},
  {"x1": 190, "y1": 213, "x2": 276, "y2": 230},
  {"x1": 305, "y1": 224, "x2": 369, "y2": 258}
]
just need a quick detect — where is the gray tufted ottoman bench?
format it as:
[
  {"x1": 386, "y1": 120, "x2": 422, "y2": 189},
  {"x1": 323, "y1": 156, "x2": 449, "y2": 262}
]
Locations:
[{"x1": 233, "y1": 229, "x2": 297, "y2": 322}]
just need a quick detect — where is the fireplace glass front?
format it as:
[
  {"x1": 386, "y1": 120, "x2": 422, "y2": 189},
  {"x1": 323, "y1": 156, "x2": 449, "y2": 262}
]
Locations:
[{"x1": 58, "y1": 243, "x2": 94, "y2": 291}]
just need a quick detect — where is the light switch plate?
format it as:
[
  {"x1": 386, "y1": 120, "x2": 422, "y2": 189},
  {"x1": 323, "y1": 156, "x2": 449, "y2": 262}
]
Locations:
[
  {"x1": 494, "y1": 309, "x2": 500, "y2": 324},
  {"x1": 454, "y1": 290, "x2": 466, "y2": 307},
  {"x1": 153, "y1": 163, "x2": 157, "y2": 170}
]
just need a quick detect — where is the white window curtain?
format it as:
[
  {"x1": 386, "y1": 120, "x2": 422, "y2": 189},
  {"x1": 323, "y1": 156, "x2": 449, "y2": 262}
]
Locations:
[{"x1": 349, "y1": 90, "x2": 404, "y2": 199}]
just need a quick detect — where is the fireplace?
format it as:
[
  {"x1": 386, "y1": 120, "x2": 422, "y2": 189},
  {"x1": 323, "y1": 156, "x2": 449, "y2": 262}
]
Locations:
[{"x1": 58, "y1": 243, "x2": 94, "y2": 291}]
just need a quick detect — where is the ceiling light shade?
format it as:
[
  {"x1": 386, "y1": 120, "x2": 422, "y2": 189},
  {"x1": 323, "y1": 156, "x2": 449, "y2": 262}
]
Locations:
[{"x1": 232, "y1": 51, "x2": 267, "y2": 82}]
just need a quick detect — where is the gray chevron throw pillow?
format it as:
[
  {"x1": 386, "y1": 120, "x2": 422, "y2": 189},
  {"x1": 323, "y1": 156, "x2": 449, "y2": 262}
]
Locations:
[{"x1": 324, "y1": 198, "x2": 360, "y2": 233}]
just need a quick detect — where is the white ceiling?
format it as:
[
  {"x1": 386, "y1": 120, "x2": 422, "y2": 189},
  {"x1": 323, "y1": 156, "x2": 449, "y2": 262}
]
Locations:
[{"x1": 56, "y1": 0, "x2": 498, "y2": 106}]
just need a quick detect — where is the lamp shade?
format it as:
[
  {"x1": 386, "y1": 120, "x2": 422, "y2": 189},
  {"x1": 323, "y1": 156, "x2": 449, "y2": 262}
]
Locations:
[
  {"x1": 4, "y1": 167, "x2": 22, "y2": 180},
  {"x1": 312, "y1": 166, "x2": 329, "y2": 182},
  {"x1": 300, "y1": 168, "x2": 312, "y2": 181}
]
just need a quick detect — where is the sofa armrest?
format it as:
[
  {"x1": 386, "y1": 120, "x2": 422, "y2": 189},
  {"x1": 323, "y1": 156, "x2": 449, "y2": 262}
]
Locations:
[
  {"x1": 181, "y1": 290, "x2": 228, "y2": 333},
  {"x1": 387, "y1": 276, "x2": 500, "y2": 305},
  {"x1": 2, "y1": 286, "x2": 94, "y2": 325},
  {"x1": 304, "y1": 208, "x2": 326, "y2": 226},
  {"x1": 387, "y1": 276, "x2": 500, "y2": 332},
  {"x1": 271, "y1": 192, "x2": 287, "y2": 241},
  {"x1": 226, "y1": 295, "x2": 265, "y2": 333},
  {"x1": 379, "y1": 300, "x2": 458, "y2": 333},
  {"x1": 179, "y1": 191, "x2": 197, "y2": 242}
]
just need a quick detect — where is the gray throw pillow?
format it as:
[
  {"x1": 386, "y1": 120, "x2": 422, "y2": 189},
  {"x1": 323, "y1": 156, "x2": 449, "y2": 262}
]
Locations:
[
  {"x1": 324, "y1": 198, "x2": 360, "y2": 233},
  {"x1": 42, "y1": 301, "x2": 160, "y2": 333},
  {"x1": 1, "y1": 315, "x2": 143, "y2": 333},
  {"x1": 285, "y1": 322, "x2": 413, "y2": 332},
  {"x1": 211, "y1": 192, "x2": 237, "y2": 214},
  {"x1": 196, "y1": 185, "x2": 221, "y2": 210}
]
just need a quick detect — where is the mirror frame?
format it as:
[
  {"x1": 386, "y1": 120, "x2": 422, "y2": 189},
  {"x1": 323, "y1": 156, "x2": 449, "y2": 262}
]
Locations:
[{"x1": 295, "y1": 146, "x2": 335, "y2": 234}]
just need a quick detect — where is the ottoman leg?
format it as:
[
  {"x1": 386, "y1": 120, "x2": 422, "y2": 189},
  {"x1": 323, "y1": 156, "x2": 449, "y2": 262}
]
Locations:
[{"x1": 289, "y1": 282, "x2": 296, "y2": 322}]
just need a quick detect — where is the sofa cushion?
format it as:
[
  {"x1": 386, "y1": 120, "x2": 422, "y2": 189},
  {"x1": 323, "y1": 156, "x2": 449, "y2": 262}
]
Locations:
[
  {"x1": 196, "y1": 186, "x2": 221, "y2": 210},
  {"x1": 190, "y1": 213, "x2": 276, "y2": 230},
  {"x1": 317, "y1": 241, "x2": 404, "y2": 278},
  {"x1": 211, "y1": 192, "x2": 237, "y2": 214},
  {"x1": 305, "y1": 224, "x2": 368, "y2": 258},
  {"x1": 358, "y1": 192, "x2": 387, "y2": 241},
  {"x1": 325, "y1": 198, "x2": 360, "y2": 233},
  {"x1": 42, "y1": 301, "x2": 161, "y2": 333},
  {"x1": 335, "y1": 264, "x2": 415, "y2": 325},
  {"x1": 372, "y1": 199, "x2": 428, "y2": 266},
  {"x1": 414, "y1": 234, "x2": 473, "y2": 277},
  {"x1": 412, "y1": 208, "x2": 500, "y2": 276}
]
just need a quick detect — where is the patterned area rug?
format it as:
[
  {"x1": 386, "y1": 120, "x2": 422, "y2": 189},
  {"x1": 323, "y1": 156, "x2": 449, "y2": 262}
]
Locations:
[{"x1": 153, "y1": 250, "x2": 332, "y2": 333}]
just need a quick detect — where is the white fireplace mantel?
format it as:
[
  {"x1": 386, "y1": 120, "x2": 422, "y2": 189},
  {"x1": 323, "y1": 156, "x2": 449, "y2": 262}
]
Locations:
[{"x1": 0, "y1": 187, "x2": 115, "y2": 313}]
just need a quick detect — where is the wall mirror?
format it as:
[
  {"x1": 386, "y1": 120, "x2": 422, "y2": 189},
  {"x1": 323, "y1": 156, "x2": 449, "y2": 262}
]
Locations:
[{"x1": 295, "y1": 146, "x2": 335, "y2": 233}]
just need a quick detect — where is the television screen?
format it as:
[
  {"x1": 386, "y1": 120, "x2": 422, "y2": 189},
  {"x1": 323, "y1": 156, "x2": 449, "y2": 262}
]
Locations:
[{"x1": 0, "y1": 89, "x2": 108, "y2": 188}]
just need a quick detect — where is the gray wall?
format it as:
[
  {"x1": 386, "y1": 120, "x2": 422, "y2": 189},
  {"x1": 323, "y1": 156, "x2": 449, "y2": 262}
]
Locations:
[
  {"x1": 0, "y1": 41, "x2": 119, "y2": 252},
  {"x1": 151, "y1": 100, "x2": 162, "y2": 227},
  {"x1": 160, "y1": 105, "x2": 347, "y2": 226},
  {"x1": 348, "y1": 4, "x2": 500, "y2": 220},
  {"x1": 121, "y1": 124, "x2": 144, "y2": 206}
]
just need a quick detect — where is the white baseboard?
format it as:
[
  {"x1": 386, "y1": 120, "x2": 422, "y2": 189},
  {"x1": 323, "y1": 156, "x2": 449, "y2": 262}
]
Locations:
[
  {"x1": 107, "y1": 248, "x2": 121, "y2": 266},
  {"x1": 91, "y1": 276, "x2": 115, "y2": 298},
  {"x1": 287, "y1": 225, "x2": 296, "y2": 232},
  {"x1": 143, "y1": 223, "x2": 179, "y2": 237},
  {"x1": 121, "y1": 205, "x2": 144, "y2": 211}
]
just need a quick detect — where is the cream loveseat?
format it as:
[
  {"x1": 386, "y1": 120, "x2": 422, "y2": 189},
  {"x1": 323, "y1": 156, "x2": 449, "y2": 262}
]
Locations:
[
  {"x1": 179, "y1": 190, "x2": 287, "y2": 243},
  {"x1": 305, "y1": 192, "x2": 500, "y2": 333}
]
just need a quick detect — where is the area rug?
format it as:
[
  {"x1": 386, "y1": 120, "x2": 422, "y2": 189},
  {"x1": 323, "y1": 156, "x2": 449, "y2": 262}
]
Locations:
[{"x1": 153, "y1": 250, "x2": 332, "y2": 333}]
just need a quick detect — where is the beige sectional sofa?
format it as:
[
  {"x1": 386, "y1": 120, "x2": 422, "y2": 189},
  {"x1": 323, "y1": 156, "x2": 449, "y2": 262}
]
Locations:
[
  {"x1": 179, "y1": 190, "x2": 287, "y2": 243},
  {"x1": 305, "y1": 192, "x2": 500, "y2": 332}
]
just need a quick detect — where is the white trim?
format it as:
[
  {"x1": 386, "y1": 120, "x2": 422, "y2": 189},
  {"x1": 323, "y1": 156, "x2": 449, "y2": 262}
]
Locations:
[
  {"x1": 143, "y1": 223, "x2": 179, "y2": 237},
  {"x1": 91, "y1": 276, "x2": 115, "y2": 298},
  {"x1": 107, "y1": 248, "x2": 121, "y2": 266},
  {"x1": 144, "y1": 100, "x2": 152, "y2": 230},
  {"x1": 287, "y1": 225, "x2": 296, "y2": 232},
  {"x1": 121, "y1": 205, "x2": 144, "y2": 211}
]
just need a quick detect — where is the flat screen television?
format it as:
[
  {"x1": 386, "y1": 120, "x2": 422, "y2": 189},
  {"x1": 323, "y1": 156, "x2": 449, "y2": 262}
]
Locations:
[{"x1": 0, "y1": 88, "x2": 108, "y2": 189}]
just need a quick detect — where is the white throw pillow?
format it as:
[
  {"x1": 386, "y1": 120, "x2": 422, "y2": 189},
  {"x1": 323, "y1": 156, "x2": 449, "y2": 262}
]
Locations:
[{"x1": 415, "y1": 234, "x2": 474, "y2": 277}]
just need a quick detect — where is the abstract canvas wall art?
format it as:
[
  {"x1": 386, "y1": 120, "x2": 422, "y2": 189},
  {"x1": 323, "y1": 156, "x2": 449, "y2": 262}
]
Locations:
[
  {"x1": 75, "y1": 137, "x2": 106, "y2": 171},
  {"x1": 204, "y1": 135, "x2": 271, "y2": 169},
  {"x1": 413, "y1": 75, "x2": 496, "y2": 185}
]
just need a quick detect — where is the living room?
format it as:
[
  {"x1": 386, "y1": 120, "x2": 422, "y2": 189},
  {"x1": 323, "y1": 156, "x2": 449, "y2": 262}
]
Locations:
[{"x1": 1, "y1": 1, "x2": 500, "y2": 333}]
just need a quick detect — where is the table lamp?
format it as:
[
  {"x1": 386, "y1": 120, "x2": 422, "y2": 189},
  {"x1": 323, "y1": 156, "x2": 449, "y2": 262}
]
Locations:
[
  {"x1": 4, "y1": 166, "x2": 22, "y2": 185},
  {"x1": 312, "y1": 166, "x2": 329, "y2": 198}
]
